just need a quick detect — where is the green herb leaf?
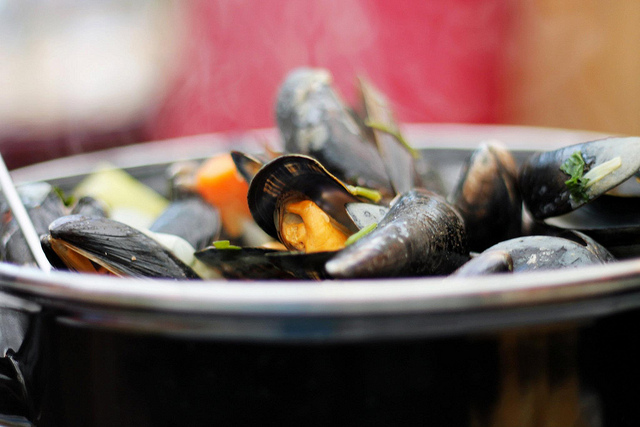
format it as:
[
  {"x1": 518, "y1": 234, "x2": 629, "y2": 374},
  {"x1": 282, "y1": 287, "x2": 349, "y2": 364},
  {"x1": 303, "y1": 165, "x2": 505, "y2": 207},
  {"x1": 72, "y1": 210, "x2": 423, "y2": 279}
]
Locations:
[
  {"x1": 53, "y1": 186, "x2": 75, "y2": 207},
  {"x1": 347, "y1": 185, "x2": 382, "y2": 203},
  {"x1": 365, "y1": 120, "x2": 420, "y2": 159},
  {"x1": 345, "y1": 222, "x2": 377, "y2": 246},
  {"x1": 212, "y1": 240, "x2": 242, "y2": 250},
  {"x1": 560, "y1": 151, "x2": 590, "y2": 203}
]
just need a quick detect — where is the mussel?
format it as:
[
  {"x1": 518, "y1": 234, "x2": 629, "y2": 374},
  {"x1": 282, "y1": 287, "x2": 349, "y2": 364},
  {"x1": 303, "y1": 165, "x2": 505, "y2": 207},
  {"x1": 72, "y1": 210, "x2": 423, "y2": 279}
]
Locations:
[
  {"x1": 325, "y1": 189, "x2": 469, "y2": 278},
  {"x1": 275, "y1": 67, "x2": 394, "y2": 197},
  {"x1": 358, "y1": 77, "x2": 419, "y2": 194},
  {"x1": 451, "y1": 250, "x2": 514, "y2": 277},
  {"x1": 195, "y1": 246, "x2": 333, "y2": 280},
  {"x1": 149, "y1": 196, "x2": 221, "y2": 251},
  {"x1": 0, "y1": 182, "x2": 67, "y2": 266},
  {"x1": 519, "y1": 136, "x2": 640, "y2": 257},
  {"x1": 519, "y1": 136, "x2": 640, "y2": 220},
  {"x1": 449, "y1": 141, "x2": 521, "y2": 252},
  {"x1": 247, "y1": 154, "x2": 364, "y2": 252},
  {"x1": 476, "y1": 231, "x2": 614, "y2": 273},
  {"x1": 42, "y1": 215, "x2": 200, "y2": 279}
]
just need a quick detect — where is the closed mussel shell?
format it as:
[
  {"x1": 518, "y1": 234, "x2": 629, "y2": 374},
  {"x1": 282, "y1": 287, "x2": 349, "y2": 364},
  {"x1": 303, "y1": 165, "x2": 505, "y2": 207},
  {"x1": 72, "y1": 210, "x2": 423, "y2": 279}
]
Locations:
[
  {"x1": 449, "y1": 141, "x2": 521, "y2": 252},
  {"x1": 275, "y1": 67, "x2": 393, "y2": 196},
  {"x1": 481, "y1": 232, "x2": 613, "y2": 273},
  {"x1": 519, "y1": 136, "x2": 640, "y2": 220},
  {"x1": 247, "y1": 154, "x2": 362, "y2": 241},
  {"x1": 451, "y1": 250, "x2": 514, "y2": 277},
  {"x1": 149, "y1": 197, "x2": 221, "y2": 251},
  {"x1": 325, "y1": 189, "x2": 469, "y2": 278}
]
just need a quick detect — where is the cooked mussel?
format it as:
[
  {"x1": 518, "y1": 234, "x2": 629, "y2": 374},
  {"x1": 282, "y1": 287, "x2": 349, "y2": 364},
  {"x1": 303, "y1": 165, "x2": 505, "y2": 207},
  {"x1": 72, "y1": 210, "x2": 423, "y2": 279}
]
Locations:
[
  {"x1": 275, "y1": 67, "x2": 394, "y2": 196},
  {"x1": 451, "y1": 250, "x2": 514, "y2": 277},
  {"x1": 42, "y1": 215, "x2": 200, "y2": 279},
  {"x1": 149, "y1": 196, "x2": 221, "y2": 251},
  {"x1": 358, "y1": 77, "x2": 419, "y2": 194},
  {"x1": 248, "y1": 154, "x2": 365, "y2": 252},
  {"x1": 448, "y1": 141, "x2": 521, "y2": 252},
  {"x1": 1, "y1": 182, "x2": 67, "y2": 265},
  {"x1": 230, "y1": 151, "x2": 266, "y2": 184},
  {"x1": 325, "y1": 189, "x2": 469, "y2": 278},
  {"x1": 195, "y1": 245, "x2": 333, "y2": 280},
  {"x1": 478, "y1": 231, "x2": 614, "y2": 273},
  {"x1": 519, "y1": 136, "x2": 640, "y2": 220}
]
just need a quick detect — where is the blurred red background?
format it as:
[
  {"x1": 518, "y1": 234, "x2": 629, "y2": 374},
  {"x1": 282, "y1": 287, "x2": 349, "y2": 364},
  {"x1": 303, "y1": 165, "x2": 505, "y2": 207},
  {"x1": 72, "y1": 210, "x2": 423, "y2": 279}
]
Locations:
[
  {"x1": 2, "y1": 1, "x2": 638, "y2": 170},
  {"x1": 148, "y1": 0, "x2": 508, "y2": 140}
]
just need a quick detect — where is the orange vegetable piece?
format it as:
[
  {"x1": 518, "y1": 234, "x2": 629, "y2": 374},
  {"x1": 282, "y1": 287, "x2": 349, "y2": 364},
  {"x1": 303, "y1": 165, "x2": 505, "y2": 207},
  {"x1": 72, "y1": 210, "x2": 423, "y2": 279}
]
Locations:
[{"x1": 195, "y1": 153, "x2": 251, "y2": 237}]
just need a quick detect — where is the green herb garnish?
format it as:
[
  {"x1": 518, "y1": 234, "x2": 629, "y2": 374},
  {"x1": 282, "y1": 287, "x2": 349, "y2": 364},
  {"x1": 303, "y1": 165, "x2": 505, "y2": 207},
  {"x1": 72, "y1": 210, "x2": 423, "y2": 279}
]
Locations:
[
  {"x1": 560, "y1": 151, "x2": 590, "y2": 203},
  {"x1": 365, "y1": 120, "x2": 420, "y2": 159},
  {"x1": 345, "y1": 222, "x2": 377, "y2": 246},
  {"x1": 347, "y1": 185, "x2": 382, "y2": 203},
  {"x1": 53, "y1": 186, "x2": 75, "y2": 207},
  {"x1": 212, "y1": 240, "x2": 242, "y2": 250}
]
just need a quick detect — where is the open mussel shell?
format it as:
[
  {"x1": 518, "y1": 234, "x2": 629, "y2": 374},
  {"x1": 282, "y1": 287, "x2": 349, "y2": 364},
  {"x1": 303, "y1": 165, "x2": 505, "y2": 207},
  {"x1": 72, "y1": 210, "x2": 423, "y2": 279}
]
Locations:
[
  {"x1": 230, "y1": 151, "x2": 266, "y2": 184},
  {"x1": 448, "y1": 141, "x2": 522, "y2": 252},
  {"x1": 275, "y1": 67, "x2": 393, "y2": 196},
  {"x1": 247, "y1": 154, "x2": 363, "y2": 241},
  {"x1": 325, "y1": 189, "x2": 469, "y2": 278},
  {"x1": 519, "y1": 136, "x2": 640, "y2": 220},
  {"x1": 44, "y1": 215, "x2": 200, "y2": 279}
]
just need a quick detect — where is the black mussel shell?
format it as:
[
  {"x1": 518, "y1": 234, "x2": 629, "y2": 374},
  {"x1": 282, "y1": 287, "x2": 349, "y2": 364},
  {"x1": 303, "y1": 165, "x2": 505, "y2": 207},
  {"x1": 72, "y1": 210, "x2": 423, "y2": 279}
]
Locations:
[
  {"x1": 231, "y1": 151, "x2": 266, "y2": 184},
  {"x1": 275, "y1": 67, "x2": 393, "y2": 196},
  {"x1": 519, "y1": 136, "x2": 640, "y2": 220},
  {"x1": 1, "y1": 182, "x2": 67, "y2": 265},
  {"x1": 359, "y1": 77, "x2": 417, "y2": 194},
  {"x1": 149, "y1": 197, "x2": 221, "y2": 251},
  {"x1": 451, "y1": 250, "x2": 513, "y2": 277},
  {"x1": 449, "y1": 141, "x2": 521, "y2": 252},
  {"x1": 195, "y1": 247, "x2": 291, "y2": 280},
  {"x1": 265, "y1": 251, "x2": 334, "y2": 280},
  {"x1": 195, "y1": 247, "x2": 332, "y2": 280},
  {"x1": 46, "y1": 215, "x2": 200, "y2": 279},
  {"x1": 247, "y1": 154, "x2": 362, "y2": 240},
  {"x1": 482, "y1": 233, "x2": 613, "y2": 273},
  {"x1": 70, "y1": 195, "x2": 109, "y2": 218},
  {"x1": 325, "y1": 189, "x2": 469, "y2": 278},
  {"x1": 534, "y1": 195, "x2": 640, "y2": 259}
]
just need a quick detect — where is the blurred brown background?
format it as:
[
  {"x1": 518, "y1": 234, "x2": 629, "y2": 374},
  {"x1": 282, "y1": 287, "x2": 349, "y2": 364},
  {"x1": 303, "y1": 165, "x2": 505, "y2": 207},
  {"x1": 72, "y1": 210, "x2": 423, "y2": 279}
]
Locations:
[
  {"x1": 499, "y1": 1, "x2": 640, "y2": 136},
  {"x1": 1, "y1": 0, "x2": 638, "y2": 170}
]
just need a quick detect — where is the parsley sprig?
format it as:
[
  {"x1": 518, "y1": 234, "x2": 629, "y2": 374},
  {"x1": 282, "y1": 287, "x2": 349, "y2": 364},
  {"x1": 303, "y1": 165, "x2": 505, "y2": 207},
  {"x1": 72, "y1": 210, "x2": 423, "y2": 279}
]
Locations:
[{"x1": 560, "y1": 151, "x2": 590, "y2": 203}]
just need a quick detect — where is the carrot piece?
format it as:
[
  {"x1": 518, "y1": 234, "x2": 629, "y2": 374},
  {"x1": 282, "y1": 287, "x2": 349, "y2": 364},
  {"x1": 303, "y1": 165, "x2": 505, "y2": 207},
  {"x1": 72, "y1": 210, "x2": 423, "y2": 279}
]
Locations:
[{"x1": 195, "y1": 153, "x2": 251, "y2": 237}]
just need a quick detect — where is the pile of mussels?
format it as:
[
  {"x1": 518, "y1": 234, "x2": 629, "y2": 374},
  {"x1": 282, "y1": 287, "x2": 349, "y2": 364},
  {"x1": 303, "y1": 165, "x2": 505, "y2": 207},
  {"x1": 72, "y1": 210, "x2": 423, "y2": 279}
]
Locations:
[{"x1": 2, "y1": 67, "x2": 640, "y2": 280}]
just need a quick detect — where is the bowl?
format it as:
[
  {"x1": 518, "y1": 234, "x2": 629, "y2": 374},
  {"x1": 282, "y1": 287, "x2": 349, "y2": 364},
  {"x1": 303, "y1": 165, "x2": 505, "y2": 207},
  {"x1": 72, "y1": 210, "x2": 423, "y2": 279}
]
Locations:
[{"x1": 1, "y1": 124, "x2": 639, "y2": 426}]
